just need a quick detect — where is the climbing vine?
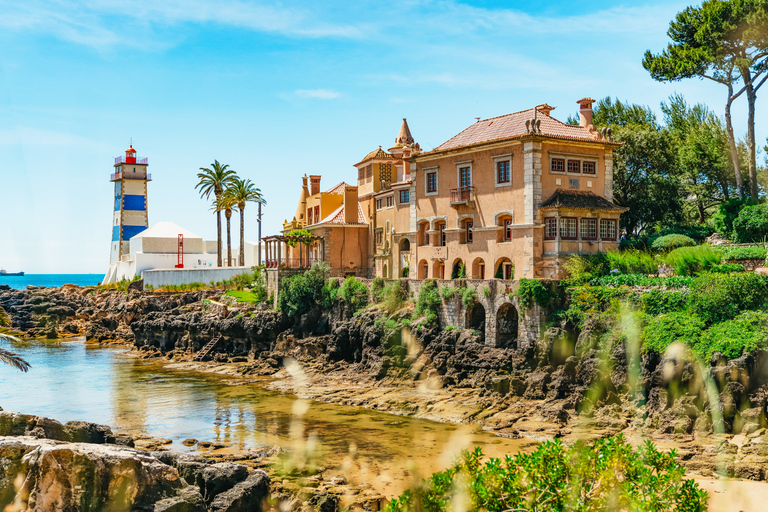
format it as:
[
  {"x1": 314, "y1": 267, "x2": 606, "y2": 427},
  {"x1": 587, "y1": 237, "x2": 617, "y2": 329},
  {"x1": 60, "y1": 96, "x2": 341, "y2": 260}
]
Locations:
[{"x1": 515, "y1": 278, "x2": 551, "y2": 310}]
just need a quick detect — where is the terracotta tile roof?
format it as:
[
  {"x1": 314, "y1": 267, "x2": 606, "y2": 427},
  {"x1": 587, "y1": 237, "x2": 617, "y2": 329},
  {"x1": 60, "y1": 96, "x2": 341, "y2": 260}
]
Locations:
[
  {"x1": 315, "y1": 202, "x2": 367, "y2": 225},
  {"x1": 540, "y1": 189, "x2": 627, "y2": 211},
  {"x1": 431, "y1": 108, "x2": 606, "y2": 152},
  {"x1": 354, "y1": 146, "x2": 395, "y2": 166},
  {"x1": 324, "y1": 182, "x2": 349, "y2": 195}
]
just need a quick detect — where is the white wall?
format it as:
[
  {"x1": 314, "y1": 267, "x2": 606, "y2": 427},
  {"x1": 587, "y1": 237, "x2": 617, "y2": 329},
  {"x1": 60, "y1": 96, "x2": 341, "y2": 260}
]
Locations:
[{"x1": 142, "y1": 267, "x2": 252, "y2": 287}]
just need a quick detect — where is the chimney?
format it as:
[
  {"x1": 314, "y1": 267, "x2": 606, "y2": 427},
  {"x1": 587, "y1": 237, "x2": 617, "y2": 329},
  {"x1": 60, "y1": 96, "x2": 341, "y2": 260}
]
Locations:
[
  {"x1": 577, "y1": 97, "x2": 596, "y2": 128},
  {"x1": 535, "y1": 103, "x2": 556, "y2": 116},
  {"x1": 309, "y1": 175, "x2": 321, "y2": 196},
  {"x1": 344, "y1": 186, "x2": 358, "y2": 224}
]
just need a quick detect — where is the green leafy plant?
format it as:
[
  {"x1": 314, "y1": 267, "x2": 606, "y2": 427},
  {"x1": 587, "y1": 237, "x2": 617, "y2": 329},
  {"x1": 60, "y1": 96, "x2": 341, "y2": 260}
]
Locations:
[
  {"x1": 733, "y1": 203, "x2": 768, "y2": 243},
  {"x1": 651, "y1": 233, "x2": 696, "y2": 251},
  {"x1": 337, "y1": 276, "x2": 369, "y2": 313},
  {"x1": 372, "y1": 277, "x2": 386, "y2": 303},
  {"x1": 697, "y1": 311, "x2": 768, "y2": 360},
  {"x1": 451, "y1": 263, "x2": 466, "y2": 279},
  {"x1": 713, "y1": 197, "x2": 757, "y2": 237},
  {"x1": 401, "y1": 266, "x2": 410, "y2": 278},
  {"x1": 277, "y1": 262, "x2": 329, "y2": 318},
  {"x1": 440, "y1": 285, "x2": 456, "y2": 302},
  {"x1": 283, "y1": 228, "x2": 315, "y2": 247},
  {"x1": 320, "y1": 278, "x2": 339, "y2": 311},
  {"x1": 386, "y1": 435, "x2": 707, "y2": 512},
  {"x1": 640, "y1": 289, "x2": 689, "y2": 316},
  {"x1": 563, "y1": 286, "x2": 634, "y2": 327},
  {"x1": 689, "y1": 272, "x2": 768, "y2": 324},
  {"x1": 589, "y1": 274, "x2": 694, "y2": 288},
  {"x1": 415, "y1": 280, "x2": 441, "y2": 327},
  {"x1": 482, "y1": 286, "x2": 490, "y2": 298},
  {"x1": 642, "y1": 312, "x2": 704, "y2": 354},
  {"x1": 721, "y1": 246, "x2": 766, "y2": 261},
  {"x1": 460, "y1": 287, "x2": 477, "y2": 308},
  {"x1": 709, "y1": 263, "x2": 745, "y2": 273},
  {"x1": 663, "y1": 246, "x2": 722, "y2": 276},
  {"x1": 381, "y1": 281, "x2": 408, "y2": 314},
  {"x1": 516, "y1": 278, "x2": 550, "y2": 310}
]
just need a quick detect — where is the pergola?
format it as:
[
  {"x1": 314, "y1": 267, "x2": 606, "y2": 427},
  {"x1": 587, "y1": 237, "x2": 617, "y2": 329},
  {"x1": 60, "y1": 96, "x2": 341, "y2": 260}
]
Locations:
[{"x1": 262, "y1": 233, "x2": 325, "y2": 269}]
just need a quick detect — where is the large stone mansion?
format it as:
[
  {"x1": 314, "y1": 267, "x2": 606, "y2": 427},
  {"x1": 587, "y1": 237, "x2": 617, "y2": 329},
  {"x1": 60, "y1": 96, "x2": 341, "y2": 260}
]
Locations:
[{"x1": 264, "y1": 98, "x2": 626, "y2": 281}]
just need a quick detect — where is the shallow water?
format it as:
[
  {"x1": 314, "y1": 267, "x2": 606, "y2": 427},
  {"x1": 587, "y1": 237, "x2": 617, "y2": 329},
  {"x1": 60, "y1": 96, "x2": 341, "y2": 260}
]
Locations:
[{"x1": 0, "y1": 338, "x2": 531, "y2": 497}]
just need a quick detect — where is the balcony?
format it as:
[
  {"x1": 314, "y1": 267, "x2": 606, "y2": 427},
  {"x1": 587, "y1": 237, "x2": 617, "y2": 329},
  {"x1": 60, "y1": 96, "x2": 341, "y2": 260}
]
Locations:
[
  {"x1": 111, "y1": 171, "x2": 152, "y2": 182},
  {"x1": 450, "y1": 186, "x2": 474, "y2": 206},
  {"x1": 115, "y1": 156, "x2": 149, "y2": 165}
]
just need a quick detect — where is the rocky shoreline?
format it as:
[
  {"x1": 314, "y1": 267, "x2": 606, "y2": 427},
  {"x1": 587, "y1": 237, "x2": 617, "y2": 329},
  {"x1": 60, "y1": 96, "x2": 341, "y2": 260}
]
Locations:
[{"x1": 3, "y1": 284, "x2": 768, "y2": 487}]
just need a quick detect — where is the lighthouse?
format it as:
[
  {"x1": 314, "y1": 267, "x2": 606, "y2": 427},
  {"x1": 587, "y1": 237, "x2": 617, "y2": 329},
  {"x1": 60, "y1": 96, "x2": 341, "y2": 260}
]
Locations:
[{"x1": 109, "y1": 145, "x2": 151, "y2": 265}]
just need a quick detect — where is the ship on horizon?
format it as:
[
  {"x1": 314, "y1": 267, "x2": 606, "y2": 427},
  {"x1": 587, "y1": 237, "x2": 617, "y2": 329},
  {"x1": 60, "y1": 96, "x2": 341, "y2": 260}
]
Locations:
[{"x1": 0, "y1": 269, "x2": 24, "y2": 276}]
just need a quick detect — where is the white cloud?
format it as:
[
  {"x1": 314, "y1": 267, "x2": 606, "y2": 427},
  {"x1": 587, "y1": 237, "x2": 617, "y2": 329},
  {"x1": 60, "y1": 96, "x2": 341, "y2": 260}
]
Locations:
[{"x1": 294, "y1": 89, "x2": 341, "y2": 99}]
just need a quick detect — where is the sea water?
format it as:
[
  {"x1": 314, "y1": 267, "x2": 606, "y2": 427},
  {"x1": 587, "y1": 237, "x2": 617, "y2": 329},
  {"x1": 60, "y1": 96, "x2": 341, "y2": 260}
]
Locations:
[{"x1": 0, "y1": 274, "x2": 103, "y2": 290}]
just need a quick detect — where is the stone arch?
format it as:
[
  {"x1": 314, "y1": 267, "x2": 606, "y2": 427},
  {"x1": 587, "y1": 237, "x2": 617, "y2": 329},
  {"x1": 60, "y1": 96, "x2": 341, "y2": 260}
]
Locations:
[
  {"x1": 399, "y1": 238, "x2": 411, "y2": 251},
  {"x1": 496, "y1": 302, "x2": 519, "y2": 348},
  {"x1": 433, "y1": 260, "x2": 445, "y2": 280},
  {"x1": 466, "y1": 301, "x2": 486, "y2": 340},
  {"x1": 471, "y1": 257, "x2": 486, "y2": 279},
  {"x1": 494, "y1": 257, "x2": 514, "y2": 280},
  {"x1": 418, "y1": 259, "x2": 429, "y2": 279},
  {"x1": 451, "y1": 258, "x2": 465, "y2": 279},
  {"x1": 429, "y1": 216, "x2": 448, "y2": 230},
  {"x1": 383, "y1": 263, "x2": 389, "y2": 279},
  {"x1": 417, "y1": 221, "x2": 430, "y2": 246}
]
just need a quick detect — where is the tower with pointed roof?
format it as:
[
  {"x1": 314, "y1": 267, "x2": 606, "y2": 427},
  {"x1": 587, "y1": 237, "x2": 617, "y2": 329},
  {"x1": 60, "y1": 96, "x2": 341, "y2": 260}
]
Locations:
[{"x1": 109, "y1": 145, "x2": 151, "y2": 265}]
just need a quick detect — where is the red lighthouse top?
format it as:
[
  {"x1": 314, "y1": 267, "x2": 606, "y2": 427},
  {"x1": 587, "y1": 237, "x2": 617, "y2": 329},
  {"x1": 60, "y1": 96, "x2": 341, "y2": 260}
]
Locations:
[{"x1": 125, "y1": 145, "x2": 137, "y2": 164}]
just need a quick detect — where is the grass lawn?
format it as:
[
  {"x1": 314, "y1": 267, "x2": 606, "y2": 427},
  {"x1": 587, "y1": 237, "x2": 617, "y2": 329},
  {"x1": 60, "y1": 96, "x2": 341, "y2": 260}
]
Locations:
[{"x1": 223, "y1": 290, "x2": 260, "y2": 303}]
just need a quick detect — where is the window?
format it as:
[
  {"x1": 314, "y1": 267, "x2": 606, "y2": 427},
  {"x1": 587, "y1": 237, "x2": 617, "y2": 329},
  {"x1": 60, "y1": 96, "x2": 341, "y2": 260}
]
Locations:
[
  {"x1": 314, "y1": 206, "x2": 319, "y2": 222},
  {"x1": 459, "y1": 166, "x2": 471, "y2": 188},
  {"x1": 466, "y1": 222, "x2": 473, "y2": 244},
  {"x1": 560, "y1": 217, "x2": 577, "y2": 239},
  {"x1": 375, "y1": 230, "x2": 383, "y2": 245},
  {"x1": 569, "y1": 178, "x2": 579, "y2": 189},
  {"x1": 375, "y1": 198, "x2": 383, "y2": 210},
  {"x1": 600, "y1": 219, "x2": 617, "y2": 240},
  {"x1": 308, "y1": 209, "x2": 313, "y2": 225},
  {"x1": 438, "y1": 224, "x2": 446, "y2": 246},
  {"x1": 567, "y1": 160, "x2": 580, "y2": 173},
  {"x1": 583, "y1": 161, "x2": 596, "y2": 175},
  {"x1": 504, "y1": 219, "x2": 513, "y2": 241},
  {"x1": 426, "y1": 171, "x2": 438, "y2": 194},
  {"x1": 496, "y1": 160, "x2": 510, "y2": 185},
  {"x1": 545, "y1": 218, "x2": 557, "y2": 239},
  {"x1": 581, "y1": 218, "x2": 597, "y2": 239},
  {"x1": 551, "y1": 158, "x2": 565, "y2": 173},
  {"x1": 399, "y1": 190, "x2": 409, "y2": 203},
  {"x1": 386, "y1": 195, "x2": 394, "y2": 208}
]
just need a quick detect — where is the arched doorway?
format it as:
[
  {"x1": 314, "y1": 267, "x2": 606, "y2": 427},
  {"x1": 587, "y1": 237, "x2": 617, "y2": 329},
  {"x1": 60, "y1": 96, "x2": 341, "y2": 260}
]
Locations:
[
  {"x1": 418, "y1": 259, "x2": 429, "y2": 279},
  {"x1": 495, "y1": 257, "x2": 514, "y2": 280},
  {"x1": 451, "y1": 259, "x2": 465, "y2": 279},
  {"x1": 466, "y1": 301, "x2": 485, "y2": 339},
  {"x1": 496, "y1": 303, "x2": 518, "y2": 347},
  {"x1": 433, "y1": 260, "x2": 445, "y2": 279},
  {"x1": 399, "y1": 239, "x2": 411, "y2": 277},
  {"x1": 383, "y1": 263, "x2": 388, "y2": 279},
  {"x1": 471, "y1": 257, "x2": 485, "y2": 279}
]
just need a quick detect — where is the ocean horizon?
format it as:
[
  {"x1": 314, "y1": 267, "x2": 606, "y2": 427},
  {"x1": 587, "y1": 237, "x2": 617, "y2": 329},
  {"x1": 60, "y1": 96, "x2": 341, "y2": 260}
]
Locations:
[{"x1": 0, "y1": 274, "x2": 103, "y2": 290}]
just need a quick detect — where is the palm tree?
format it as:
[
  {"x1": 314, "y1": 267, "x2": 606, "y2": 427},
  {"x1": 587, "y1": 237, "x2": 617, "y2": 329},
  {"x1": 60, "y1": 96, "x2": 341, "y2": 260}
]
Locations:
[
  {"x1": 212, "y1": 192, "x2": 238, "y2": 267},
  {"x1": 228, "y1": 177, "x2": 266, "y2": 267},
  {"x1": 0, "y1": 333, "x2": 31, "y2": 372},
  {"x1": 196, "y1": 161, "x2": 237, "y2": 267}
]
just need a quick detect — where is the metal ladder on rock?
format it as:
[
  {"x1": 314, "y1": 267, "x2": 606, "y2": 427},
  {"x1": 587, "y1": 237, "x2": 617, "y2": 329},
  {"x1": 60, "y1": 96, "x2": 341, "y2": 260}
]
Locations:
[{"x1": 193, "y1": 336, "x2": 221, "y2": 361}]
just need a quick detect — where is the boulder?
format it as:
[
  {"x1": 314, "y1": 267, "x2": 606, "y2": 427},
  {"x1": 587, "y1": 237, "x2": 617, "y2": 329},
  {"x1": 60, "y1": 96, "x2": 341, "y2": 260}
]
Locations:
[{"x1": 208, "y1": 470, "x2": 269, "y2": 512}]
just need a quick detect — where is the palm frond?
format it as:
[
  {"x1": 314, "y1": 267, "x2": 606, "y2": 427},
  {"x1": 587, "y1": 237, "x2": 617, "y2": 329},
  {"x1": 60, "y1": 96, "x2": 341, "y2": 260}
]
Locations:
[{"x1": 0, "y1": 333, "x2": 30, "y2": 372}]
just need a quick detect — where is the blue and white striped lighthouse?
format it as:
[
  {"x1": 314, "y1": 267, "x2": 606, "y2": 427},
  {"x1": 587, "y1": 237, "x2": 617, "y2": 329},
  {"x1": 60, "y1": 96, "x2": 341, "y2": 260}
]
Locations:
[{"x1": 109, "y1": 145, "x2": 151, "y2": 265}]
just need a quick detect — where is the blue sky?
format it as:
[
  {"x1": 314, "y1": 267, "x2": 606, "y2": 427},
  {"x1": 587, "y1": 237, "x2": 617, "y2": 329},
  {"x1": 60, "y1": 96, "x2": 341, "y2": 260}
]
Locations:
[{"x1": 0, "y1": 0, "x2": 765, "y2": 273}]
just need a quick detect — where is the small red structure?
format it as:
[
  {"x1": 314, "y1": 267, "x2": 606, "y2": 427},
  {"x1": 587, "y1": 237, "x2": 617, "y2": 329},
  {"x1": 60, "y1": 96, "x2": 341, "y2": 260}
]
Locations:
[
  {"x1": 125, "y1": 145, "x2": 137, "y2": 164},
  {"x1": 175, "y1": 234, "x2": 184, "y2": 268}
]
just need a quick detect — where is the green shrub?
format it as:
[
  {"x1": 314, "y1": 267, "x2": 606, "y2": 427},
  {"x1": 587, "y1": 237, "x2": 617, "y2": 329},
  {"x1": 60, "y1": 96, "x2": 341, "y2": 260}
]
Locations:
[
  {"x1": 664, "y1": 246, "x2": 722, "y2": 276},
  {"x1": 605, "y1": 250, "x2": 659, "y2": 275},
  {"x1": 640, "y1": 289, "x2": 689, "y2": 316},
  {"x1": 277, "y1": 262, "x2": 329, "y2": 318},
  {"x1": 589, "y1": 274, "x2": 694, "y2": 288},
  {"x1": 415, "y1": 280, "x2": 441, "y2": 326},
  {"x1": 516, "y1": 278, "x2": 550, "y2": 309},
  {"x1": 386, "y1": 436, "x2": 707, "y2": 512},
  {"x1": 381, "y1": 281, "x2": 408, "y2": 314},
  {"x1": 697, "y1": 311, "x2": 768, "y2": 360},
  {"x1": 320, "y1": 278, "x2": 339, "y2": 310},
  {"x1": 709, "y1": 263, "x2": 746, "y2": 273},
  {"x1": 372, "y1": 277, "x2": 386, "y2": 303},
  {"x1": 564, "y1": 286, "x2": 633, "y2": 326},
  {"x1": 689, "y1": 272, "x2": 768, "y2": 324},
  {"x1": 713, "y1": 197, "x2": 757, "y2": 237},
  {"x1": 721, "y1": 245, "x2": 767, "y2": 260},
  {"x1": 451, "y1": 263, "x2": 466, "y2": 279},
  {"x1": 642, "y1": 312, "x2": 704, "y2": 354},
  {"x1": 401, "y1": 266, "x2": 409, "y2": 278},
  {"x1": 440, "y1": 285, "x2": 456, "y2": 302},
  {"x1": 338, "y1": 276, "x2": 369, "y2": 313},
  {"x1": 460, "y1": 287, "x2": 477, "y2": 308},
  {"x1": 651, "y1": 234, "x2": 696, "y2": 251},
  {"x1": 231, "y1": 272, "x2": 254, "y2": 291},
  {"x1": 482, "y1": 286, "x2": 490, "y2": 298},
  {"x1": 733, "y1": 203, "x2": 768, "y2": 243},
  {"x1": 563, "y1": 253, "x2": 608, "y2": 285}
]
